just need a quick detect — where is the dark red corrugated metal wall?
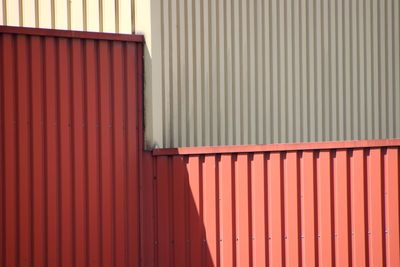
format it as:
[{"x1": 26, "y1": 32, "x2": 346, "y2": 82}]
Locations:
[
  {"x1": 0, "y1": 27, "x2": 144, "y2": 267},
  {"x1": 144, "y1": 141, "x2": 400, "y2": 267}
]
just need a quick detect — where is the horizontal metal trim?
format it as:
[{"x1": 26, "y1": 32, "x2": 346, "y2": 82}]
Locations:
[
  {"x1": 0, "y1": 26, "x2": 144, "y2": 42},
  {"x1": 153, "y1": 139, "x2": 400, "y2": 156}
]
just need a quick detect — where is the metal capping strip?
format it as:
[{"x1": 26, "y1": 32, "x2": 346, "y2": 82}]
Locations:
[
  {"x1": 153, "y1": 139, "x2": 400, "y2": 156},
  {"x1": 0, "y1": 25, "x2": 144, "y2": 42}
]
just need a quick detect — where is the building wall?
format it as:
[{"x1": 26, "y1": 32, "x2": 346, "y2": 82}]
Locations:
[
  {"x1": 1, "y1": 0, "x2": 400, "y2": 148},
  {"x1": 0, "y1": 0, "x2": 134, "y2": 33},
  {"x1": 142, "y1": 140, "x2": 400, "y2": 266},
  {"x1": 140, "y1": 0, "x2": 400, "y2": 148},
  {"x1": 0, "y1": 27, "x2": 144, "y2": 266}
]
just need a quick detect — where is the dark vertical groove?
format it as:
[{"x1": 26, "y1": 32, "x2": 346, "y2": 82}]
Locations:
[
  {"x1": 254, "y1": 0, "x2": 259, "y2": 143},
  {"x1": 184, "y1": 157, "x2": 190, "y2": 267},
  {"x1": 95, "y1": 41, "x2": 103, "y2": 267},
  {"x1": 312, "y1": 0, "x2": 317, "y2": 141},
  {"x1": 356, "y1": 0, "x2": 361, "y2": 140},
  {"x1": 67, "y1": 0, "x2": 71, "y2": 30},
  {"x1": 115, "y1": 0, "x2": 119, "y2": 33},
  {"x1": 231, "y1": 154, "x2": 237, "y2": 267},
  {"x1": 370, "y1": 0, "x2": 375, "y2": 138},
  {"x1": 380, "y1": 149, "x2": 387, "y2": 266},
  {"x1": 82, "y1": 40, "x2": 89, "y2": 267},
  {"x1": 168, "y1": 157, "x2": 174, "y2": 267},
  {"x1": 13, "y1": 34, "x2": 20, "y2": 267},
  {"x1": 305, "y1": 0, "x2": 310, "y2": 141},
  {"x1": 199, "y1": 156, "x2": 205, "y2": 267},
  {"x1": 328, "y1": 0, "x2": 333, "y2": 141},
  {"x1": 299, "y1": 0, "x2": 304, "y2": 141},
  {"x1": 349, "y1": 0, "x2": 354, "y2": 139},
  {"x1": 312, "y1": 152, "x2": 319, "y2": 264},
  {"x1": 215, "y1": 156, "x2": 221, "y2": 266},
  {"x1": 321, "y1": 0, "x2": 325, "y2": 141},
  {"x1": 284, "y1": 0, "x2": 288, "y2": 143},
  {"x1": 153, "y1": 158, "x2": 159, "y2": 267},
  {"x1": 296, "y1": 152, "x2": 303, "y2": 265},
  {"x1": 34, "y1": 0, "x2": 39, "y2": 27},
  {"x1": 122, "y1": 42, "x2": 129, "y2": 266},
  {"x1": 276, "y1": 0, "x2": 281, "y2": 143},
  {"x1": 329, "y1": 152, "x2": 336, "y2": 266},
  {"x1": 18, "y1": 0, "x2": 23, "y2": 26},
  {"x1": 263, "y1": 152, "x2": 269, "y2": 265},
  {"x1": 28, "y1": 36, "x2": 34, "y2": 265},
  {"x1": 192, "y1": 0, "x2": 197, "y2": 146},
  {"x1": 238, "y1": 0, "x2": 243, "y2": 144},
  {"x1": 335, "y1": 0, "x2": 339, "y2": 139},
  {"x1": 98, "y1": 0, "x2": 103, "y2": 32},
  {"x1": 42, "y1": 37, "x2": 49, "y2": 267},
  {"x1": 341, "y1": 0, "x2": 346, "y2": 139},
  {"x1": 268, "y1": 0, "x2": 273, "y2": 144},
  {"x1": 362, "y1": 149, "x2": 369, "y2": 264},
  {"x1": 392, "y1": 0, "x2": 396, "y2": 137},
  {"x1": 246, "y1": 0, "x2": 251, "y2": 143},
  {"x1": 223, "y1": 0, "x2": 228, "y2": 144},
  {"x1": 2, "y1": 0, "x2": 7, "y2": 25},
  {"x1": 83, "y1": 0, "x2": 87, "y2": 31},
  {"x1": 216, "y1": 0, "x2": 221, "y2": 145},
  {"x1": 247, "y1": 154, "x2": 253, "y2": 267},
  {"x1": 200, "y1": 0, "x2": 205, "y2": 146},
  {"x1": 280, "y1": 153, "x2": 286, "y2": 266},
  {"x1": 160, "y1": 0, "x2": 166, "y2": 147},
  {"x1": 55, "y1": 38, "x2": 61, "y2": 267},
  {"x1": 168, "y1": 0, "x2": 174, "y2": 146},
  {"x1": 208, "y1": 0, "x2": 212, "y2": 145},
  {"x1": 261, "y1": 0, "x2": 266, "y2": 143},
  {"x1": 69, "y1": 40, "x2": 77, "y2": 267},
  {"x1": 184, "y1": 0, "x2": 189, "y2": 146},
  {"x1": 176, "y1": 0, "x2": 182, "y2": 146},
  {"x1": 345, "y1": 150, "x2": 353, "y2": 264},
  {"x1": 377, "y1": 1, "x2": 382, "y2": 139},
  {"x1": 109, "y1": 42, "x2": 116, "y2": 267},
  {"x1": 51, "y1": 0, "x2": 55, "y2": 28},
  {"x1": 231, "y1": 0, "x2": 235, "y2": 145}
]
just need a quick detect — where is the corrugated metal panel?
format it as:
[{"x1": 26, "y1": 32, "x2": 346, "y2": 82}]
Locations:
[
  {"x1": 142, "y1": 140, "x2": 400, "y2": 266},
  {"x1": 0, "y1": 0, "x2": 134, "y2": 33},
  {"x1": 0, "y1": 27, "x2": 143, "y2": 266},
  {"x1": 141, "y1": 0, "x2": 400, "y2": 148}
]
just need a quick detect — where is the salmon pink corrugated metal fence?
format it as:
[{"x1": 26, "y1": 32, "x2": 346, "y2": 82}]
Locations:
[
  {"x1": 0, "y1": 27, "x2": 144, "y2": 267},
  {"x1": 144, "y1": 141, "x2": 400, "y2": 267}
]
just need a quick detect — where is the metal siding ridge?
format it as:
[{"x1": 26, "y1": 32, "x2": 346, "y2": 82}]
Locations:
[{"x1": 153, "y1": 139, "x2": 400, "y2": 156}]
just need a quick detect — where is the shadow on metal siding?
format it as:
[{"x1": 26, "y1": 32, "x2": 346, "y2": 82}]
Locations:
[
  {"x1": 0, "y1": 28, "x2": 143, "y2": 267},
  {"x1": 143, "y1": 141, "x2": 400, "y2": 266}
]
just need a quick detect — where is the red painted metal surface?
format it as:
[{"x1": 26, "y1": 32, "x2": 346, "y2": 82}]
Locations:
[
  {"x1": 144, "y1": 140, "x2": 400, "y2": 266},
  {"x1": 0, "y1": 27, "x2": 144, "y2": 267}
]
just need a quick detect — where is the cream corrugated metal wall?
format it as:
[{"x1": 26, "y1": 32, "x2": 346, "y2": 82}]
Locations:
[
  {"x1": 142, "y1": 0, "x2": 400, "y2": 148},
  {"x1": 0, "y1": 0, "x2": 134, "y2": 33}
]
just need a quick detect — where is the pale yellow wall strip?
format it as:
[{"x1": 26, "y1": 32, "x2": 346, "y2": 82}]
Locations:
[
  {"x1": 70, "y1": 0, "x2": 84, "y2": 30},
  {"x1": 0, "y1": 0, "x2": 4, "y2": 24},
  {"x1": 86, "y1": 0, "x2": 99, "y2": 31},
  {"x1": 22, "y1": 0, "x2": 36, "y2": 27},
  {"x1": 6, "y1": 0, "x2": 20, "y2": 26}
]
